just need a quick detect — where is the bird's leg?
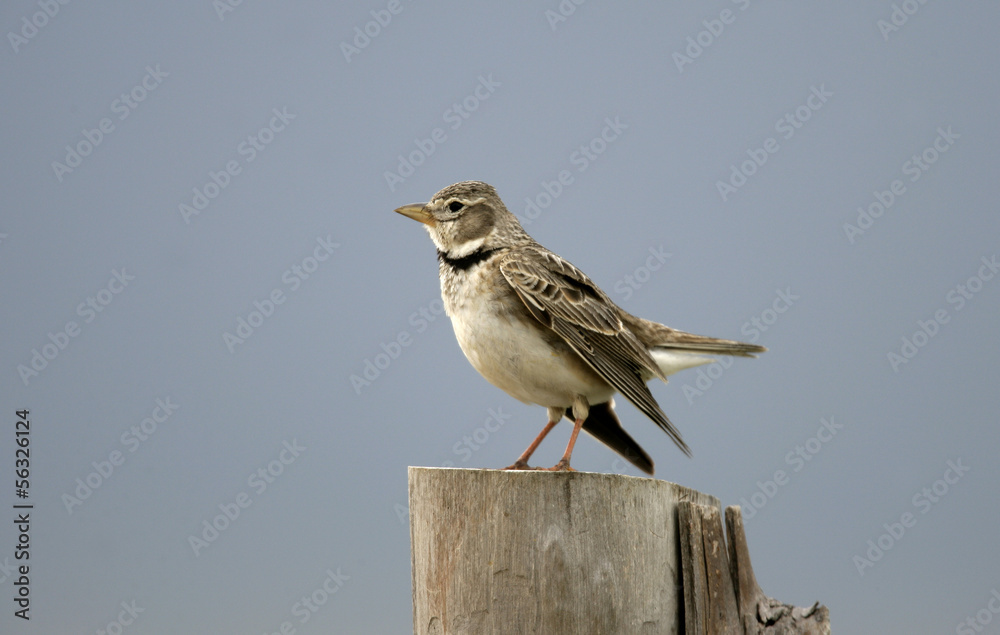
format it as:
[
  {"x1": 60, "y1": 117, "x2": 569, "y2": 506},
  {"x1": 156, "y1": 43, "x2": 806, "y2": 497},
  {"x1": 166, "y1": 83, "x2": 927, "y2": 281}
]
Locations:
[
  {"x1": 503, "y1": 406, "x2": 564, "y2": 470},
  {"x1": 549, "y1": 396, "x2": 589, "y2": 472},
  {"x1": 549, "y1": 418, "x2": 583, "y2": 472},
  {"x1": 503, "y1": 421, "x2": 556, "y2": 470}
]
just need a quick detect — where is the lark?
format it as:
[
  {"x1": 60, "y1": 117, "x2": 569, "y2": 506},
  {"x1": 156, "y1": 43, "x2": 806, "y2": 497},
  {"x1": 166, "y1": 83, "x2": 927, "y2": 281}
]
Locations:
[{"x1": 396, "y1": 181, "x2": 765, "y2": 474}]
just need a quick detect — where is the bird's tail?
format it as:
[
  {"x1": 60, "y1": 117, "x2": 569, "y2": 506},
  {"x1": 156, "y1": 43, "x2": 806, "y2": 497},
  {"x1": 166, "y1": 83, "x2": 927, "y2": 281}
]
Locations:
[
  {"x1": 577, "y1": 400, "x2": 655, "y2": 475},
  {"x1": 652, "y1": 335, "x2": 766, "y2": 357},
  {"x1": 623, "y1": 314, "x2": 766, "y2": 377}
]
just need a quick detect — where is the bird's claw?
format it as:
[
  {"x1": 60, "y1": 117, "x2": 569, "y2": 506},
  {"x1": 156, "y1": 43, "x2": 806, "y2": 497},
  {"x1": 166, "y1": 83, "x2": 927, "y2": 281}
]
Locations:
[
  {"x1": 502, "y1": 461, "x2": 544, "y2": 471},
  {"x1": 547, "y1": 460, "x2": 576, "y2": 472}
]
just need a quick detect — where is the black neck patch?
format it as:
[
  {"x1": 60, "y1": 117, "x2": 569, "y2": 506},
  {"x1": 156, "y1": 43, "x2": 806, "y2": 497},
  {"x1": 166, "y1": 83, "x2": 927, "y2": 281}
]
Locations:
[{"x1": 437, "y1": 247, "x2": 500, "y2": 272}]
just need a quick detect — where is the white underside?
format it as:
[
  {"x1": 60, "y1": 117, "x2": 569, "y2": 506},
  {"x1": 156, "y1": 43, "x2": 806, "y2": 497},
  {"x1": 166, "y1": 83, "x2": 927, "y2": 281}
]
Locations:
[
  {"x1": 650, "y1": 349, "x2": 713, "y2": 376},
  {"x1": 451, "y1": 302, "x2": 615, "y2": 408},
  {"x1": 448, "y1": 289, "x2": 715, "y2": 409}
]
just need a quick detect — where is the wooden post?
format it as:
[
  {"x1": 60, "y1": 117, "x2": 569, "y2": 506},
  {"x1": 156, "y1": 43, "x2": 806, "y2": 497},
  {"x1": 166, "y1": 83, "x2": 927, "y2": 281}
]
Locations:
[{"x1": 409, "y1": 467, "x2": 828, "y2": 635}]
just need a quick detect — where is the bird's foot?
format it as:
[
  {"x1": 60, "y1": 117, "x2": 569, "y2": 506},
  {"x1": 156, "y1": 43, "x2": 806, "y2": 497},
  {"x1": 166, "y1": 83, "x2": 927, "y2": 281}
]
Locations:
[
  {"x1": 546, "y1": 459, "x2": 576, "y2": 472},
  {"x1": 502, "y1": 460, "x2": 545, "y2": 471}
]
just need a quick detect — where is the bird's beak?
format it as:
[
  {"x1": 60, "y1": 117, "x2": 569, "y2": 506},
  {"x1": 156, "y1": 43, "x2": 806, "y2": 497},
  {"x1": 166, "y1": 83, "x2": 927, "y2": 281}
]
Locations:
[{"x1": 394, "y1": 203, "x2": 435, "y2": 226}]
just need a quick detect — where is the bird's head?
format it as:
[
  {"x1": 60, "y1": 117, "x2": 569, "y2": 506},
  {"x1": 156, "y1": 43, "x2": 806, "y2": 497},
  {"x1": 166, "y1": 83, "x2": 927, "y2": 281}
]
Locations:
[{"x1": 395, "y1": 181, "x2": 528, "y2": 259}]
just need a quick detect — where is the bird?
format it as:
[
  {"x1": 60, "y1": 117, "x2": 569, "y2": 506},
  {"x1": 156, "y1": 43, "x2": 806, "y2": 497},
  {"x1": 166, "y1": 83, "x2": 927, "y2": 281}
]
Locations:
[{"x1": 395, "y1": 181, "x2": 765, "y2": 475}]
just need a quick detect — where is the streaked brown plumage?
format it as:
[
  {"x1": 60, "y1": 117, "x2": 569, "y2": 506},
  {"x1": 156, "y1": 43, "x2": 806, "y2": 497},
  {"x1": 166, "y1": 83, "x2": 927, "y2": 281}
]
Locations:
[{"x1": 396, "y1": 181, "x2": 765, "y2": 474}]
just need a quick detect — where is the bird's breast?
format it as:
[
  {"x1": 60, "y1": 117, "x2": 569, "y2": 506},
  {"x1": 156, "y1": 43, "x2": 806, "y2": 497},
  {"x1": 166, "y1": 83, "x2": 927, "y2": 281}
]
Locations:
[{"x1": 441, "y1": 264, "x2": 613, "y2": 408}]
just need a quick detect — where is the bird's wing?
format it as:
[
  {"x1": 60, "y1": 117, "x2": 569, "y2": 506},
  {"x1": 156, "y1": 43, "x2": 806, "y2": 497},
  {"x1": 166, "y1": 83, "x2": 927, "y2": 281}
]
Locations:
[{"x1": 500, "y1": 246, "x2": 691, "y2": 456}]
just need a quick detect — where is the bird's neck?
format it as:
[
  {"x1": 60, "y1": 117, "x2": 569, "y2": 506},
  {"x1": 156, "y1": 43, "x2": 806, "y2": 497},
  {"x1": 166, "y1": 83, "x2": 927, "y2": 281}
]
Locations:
[{"x1": 437, "y1": 247, "x2": 501, "y2": 272}]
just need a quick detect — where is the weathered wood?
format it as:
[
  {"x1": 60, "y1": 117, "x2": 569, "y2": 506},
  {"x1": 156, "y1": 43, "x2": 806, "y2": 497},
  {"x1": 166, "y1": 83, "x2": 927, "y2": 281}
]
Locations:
[
  {"x1": 679, "y1": 503, "x2": 829, "y2": 634},
  {"x1": 725, "y1": 505, "x2": 761, "y2": 623},
  {"x1": 679, "y1": 502, "x2": 741, "y2": 634},
  {"x1": 679, "y1": 503, "x2": 709, "y2": 634},
  {"x1": 408, "y1": 467, "x2": 718, "y2": 634},
  {"x1": 724, "y1": 507, "x2": 830, "y2": 635},
  {"x1": 409, "y1": 468, "x2": 829, "y2": 634}
]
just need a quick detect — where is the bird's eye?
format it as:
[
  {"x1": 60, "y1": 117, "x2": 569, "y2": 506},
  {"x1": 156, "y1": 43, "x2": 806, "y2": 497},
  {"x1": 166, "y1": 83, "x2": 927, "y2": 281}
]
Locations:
[{"x1": 448, "y1": 201, "x2": 464, "y2": 212}]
